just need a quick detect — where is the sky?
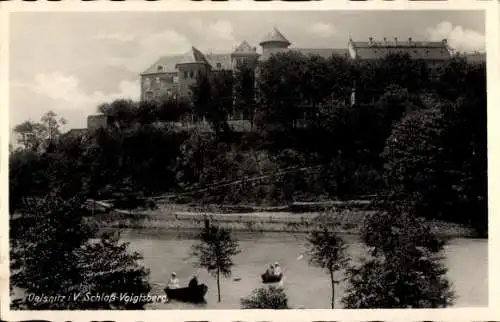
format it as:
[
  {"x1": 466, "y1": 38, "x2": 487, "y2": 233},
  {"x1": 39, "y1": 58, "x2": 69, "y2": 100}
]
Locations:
[{"x1": 9, "y1": 10, "x2": 485, "y2": 132}]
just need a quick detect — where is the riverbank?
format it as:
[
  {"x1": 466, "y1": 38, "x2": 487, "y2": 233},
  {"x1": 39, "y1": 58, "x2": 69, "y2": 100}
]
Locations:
[{"x1": 93, "y1": 202, "x2": 478, "y2": 238}]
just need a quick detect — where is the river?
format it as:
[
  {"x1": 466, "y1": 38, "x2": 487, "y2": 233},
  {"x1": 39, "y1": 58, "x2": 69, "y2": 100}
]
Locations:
[{"x1": 120, "y1": 229, "x2": 488, "y2": 309}]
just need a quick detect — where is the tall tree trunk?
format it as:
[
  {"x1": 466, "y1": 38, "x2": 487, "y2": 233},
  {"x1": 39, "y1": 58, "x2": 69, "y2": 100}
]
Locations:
[
  {"x1": 330, "y1": 269, "x2": 335, "y2": 309},
  {"x1": 250, "y1": 108, "x2": 255, "y2": 131},
  {"x1": 217, "y1": 267, "x2": 221, "y2": 302}
]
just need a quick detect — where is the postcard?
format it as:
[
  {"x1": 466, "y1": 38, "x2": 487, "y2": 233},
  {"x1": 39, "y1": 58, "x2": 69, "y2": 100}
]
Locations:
[{"x1": 0, "y1": 0, "x2": 498, "y2": 321}]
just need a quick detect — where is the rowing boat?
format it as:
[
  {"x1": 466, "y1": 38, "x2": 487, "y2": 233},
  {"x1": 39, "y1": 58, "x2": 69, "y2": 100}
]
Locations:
[
  {"x1": 164, "y1": 284, "x2": 208, "y2": 303},
  {"x1": 261, "y1": 272, "x2": 283, "y2": 284}
]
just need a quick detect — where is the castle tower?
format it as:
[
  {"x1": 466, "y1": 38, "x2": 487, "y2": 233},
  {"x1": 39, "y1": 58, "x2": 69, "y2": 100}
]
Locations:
[
  {"x1": 175, "y1": 47, "x2": 211, "y2": 98},
  {"x1": 259, "y1": 27, "x2": 291, "y2": 60}
]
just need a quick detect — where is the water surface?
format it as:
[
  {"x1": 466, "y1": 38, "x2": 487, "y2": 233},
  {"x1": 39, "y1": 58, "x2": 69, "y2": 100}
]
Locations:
[{"x1": 121, "y1": 229, "x2": 488, "y2": 309}]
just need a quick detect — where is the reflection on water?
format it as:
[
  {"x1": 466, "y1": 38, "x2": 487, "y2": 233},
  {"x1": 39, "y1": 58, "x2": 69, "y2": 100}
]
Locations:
[{"x1": 120, "y1": 229, "x2": 488, "y2": 309}]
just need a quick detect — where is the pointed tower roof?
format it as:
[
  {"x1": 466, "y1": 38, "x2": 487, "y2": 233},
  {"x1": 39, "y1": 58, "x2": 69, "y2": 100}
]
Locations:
[{"x1": 259, "y1": 27, "x2": 291, "y2": 46}]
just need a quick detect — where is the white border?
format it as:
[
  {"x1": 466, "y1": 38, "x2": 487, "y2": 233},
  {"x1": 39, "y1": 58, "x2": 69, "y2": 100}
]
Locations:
[{"x1": 0, "y1": 1, "x2": 498, "y2": 321}]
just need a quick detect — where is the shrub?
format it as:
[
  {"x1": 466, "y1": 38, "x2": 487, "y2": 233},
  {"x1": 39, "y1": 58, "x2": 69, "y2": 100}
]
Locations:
[{"x1": 240, "y1": 286, "x2": 289, "y2": 309}]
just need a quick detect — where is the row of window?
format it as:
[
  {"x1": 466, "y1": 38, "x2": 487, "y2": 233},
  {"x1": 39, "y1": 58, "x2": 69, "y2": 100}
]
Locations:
[
  {"x1": 144, "y1": 76, "x2": 178, "y2": 87},
  {"x1": 144, "y1": 90, "x2": 177, "y2": 100},
  {"x1": 370, "y1": 49, "x2": 447, "y2": 56},
  {"x1": 143, "y1": 71, "x2": 200, "y2": 87},
  {"x1": 183, "y1": 71, "x2": 197, "y2": 79},
  {"x1": 156, "y1": 62, "x2": 224, "y2": 72}
]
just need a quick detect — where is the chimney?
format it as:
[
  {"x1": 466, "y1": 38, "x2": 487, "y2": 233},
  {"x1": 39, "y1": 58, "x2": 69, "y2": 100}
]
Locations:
[
  {"x1": 394, "y1": 37, "x2": 398, "y2": 46},
  {"x1": 369, "y1": 37, "x2": 373, "y2": 45},
  {"x1": 442, "y1": 38, "x2": 448, "y2": 46},
  {"x1": 383, "y1": 37, "x2": 387, "y2": 46}
]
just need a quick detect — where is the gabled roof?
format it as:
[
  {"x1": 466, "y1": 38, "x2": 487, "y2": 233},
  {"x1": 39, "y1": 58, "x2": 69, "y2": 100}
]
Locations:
[
  {"x1": 141, "y1": 47, "x2": 210, "y2": 75},
  {"x1": 205, "y1": 53, "x2": 233, "y2": 70},
  {"x1": 141, "y1": 55, "x2": 186, "y2": 75},
  {"x1": 350, "y1": 38, "x2": 451, "y2": 60},
  {"x1": 233, "y1": 41, "x2": 258, "y2": 54},
  {"x1": 259, "y1": 27, "x2": 291, "y2": 46}
]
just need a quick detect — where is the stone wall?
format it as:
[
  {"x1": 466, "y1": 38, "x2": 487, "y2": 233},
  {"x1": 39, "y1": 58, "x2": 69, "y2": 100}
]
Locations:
[{"x1": 87, "y1": 114, "x2": 109, "y2": 133}]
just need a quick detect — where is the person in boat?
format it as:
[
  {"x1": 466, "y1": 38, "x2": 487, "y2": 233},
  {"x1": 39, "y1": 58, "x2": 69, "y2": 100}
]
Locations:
[
  {"x1": 265, "y1": 264, "x2": 274, "y2": 276},
  {"x1": 167, "y1": 272, "x2": 180, "y2": 289},
  {"x1": 188, "y1": 275, "x2": 199, "y2": 288},
  {"x1": 273, "y1": 262, "x2": 282, "y2": 277}
]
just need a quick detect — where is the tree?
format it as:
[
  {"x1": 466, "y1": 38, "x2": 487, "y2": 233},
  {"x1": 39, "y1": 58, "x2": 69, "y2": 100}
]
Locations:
[
  {"x1": 257, "y1": 51, "x2": 307, "y2": 130},
  {"x1": 436, "y1": 57, "x2": 485, "y2": 101},
  {"x1": 342, "y1": 210, "x2": 455, "y2": 308},
  {"x1": 306, "y1": 224, "x2": 350, "y2": 308},
  {"x1": 191, "y1": 71, "x2": 233, "y2": 135},
  {"x1": 240, "y1": 286, "x2": 289, "y2": 309},
  {"x1": 191, "y1": 224, "x2": 240, "y2": 302},
  {"x1": 301, "y1": 54, "x2": 352, "y2": 109},
  {"x1": 10, "y1": 192, "x2": 151, "y2": 309},
  {"x1": 155, "y1": 96, "x2": 192, "y2": 123},
  {"x1": 233, "y1": 62, "x2": 257, "y2": 129},
  {"x1": 41, "y1": 110, "x2": 67, "y2": 140},
  {"x1": 13, "y1": 111, "x2": 67, "y2": 152},
  {"x1": 75, "y1": 231, "x2": 151, "y2": 309},
  {"x1": 97, "y1": 99, "x2": 139, "y2": 129},
  {"x1": 382, "y1": 97, "x2": 487, "y2": 236},
  {"x1": 356, "y1": 53, "x2": 429, "y2": 103}
]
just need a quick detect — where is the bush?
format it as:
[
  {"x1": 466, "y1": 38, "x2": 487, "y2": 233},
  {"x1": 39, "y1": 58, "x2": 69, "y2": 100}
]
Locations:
[{"x1": 240, "y1": 286, "x2": 289, "y2": 309}]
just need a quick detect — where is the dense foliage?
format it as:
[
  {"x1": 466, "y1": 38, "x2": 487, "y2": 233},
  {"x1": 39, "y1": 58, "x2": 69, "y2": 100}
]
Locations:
[{"x1": 240, "y1": 286, "x2": 289, "y2": 309}]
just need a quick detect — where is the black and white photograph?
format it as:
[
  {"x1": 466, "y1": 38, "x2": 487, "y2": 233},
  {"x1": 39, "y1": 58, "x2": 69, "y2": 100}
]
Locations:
[{"x1": 1, "y1": 2, "x2": 496, "y2": 319}]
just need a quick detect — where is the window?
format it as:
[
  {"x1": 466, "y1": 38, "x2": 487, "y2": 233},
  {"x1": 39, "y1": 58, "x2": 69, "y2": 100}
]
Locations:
[
  {"x1": 216, "y1": 62, "x2": 222, "y2": 69},
  {"x1": 145, "y1": 91, "x2": 153, "y2": 100},
  {"x1": 184, "y1": 71, "x2": 188, "y2": 78},
  {"x1": 156, "y1": 77, "x2": 161, "y2": 84},
  {"x1": 190, "y1": 71, "x2": 194, "y2": 78},
  {"x1": 144, "y1": 77, "x2": 151, "y2": 88}
]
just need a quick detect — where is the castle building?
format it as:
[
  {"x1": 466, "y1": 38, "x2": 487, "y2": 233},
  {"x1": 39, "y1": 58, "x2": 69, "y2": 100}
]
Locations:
[
  {"x1": 463, "y1": 51, "x2": 487, "y2": 65},
  {"x1": 348, "y1": 37, "x2": 452, "y2": 77},
  {"x1": 140, "y1": 28, "x2": 350, "y2": 102},
  {"x1": 140, "y1": 27, "x2": 454, "y2": 103}
]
